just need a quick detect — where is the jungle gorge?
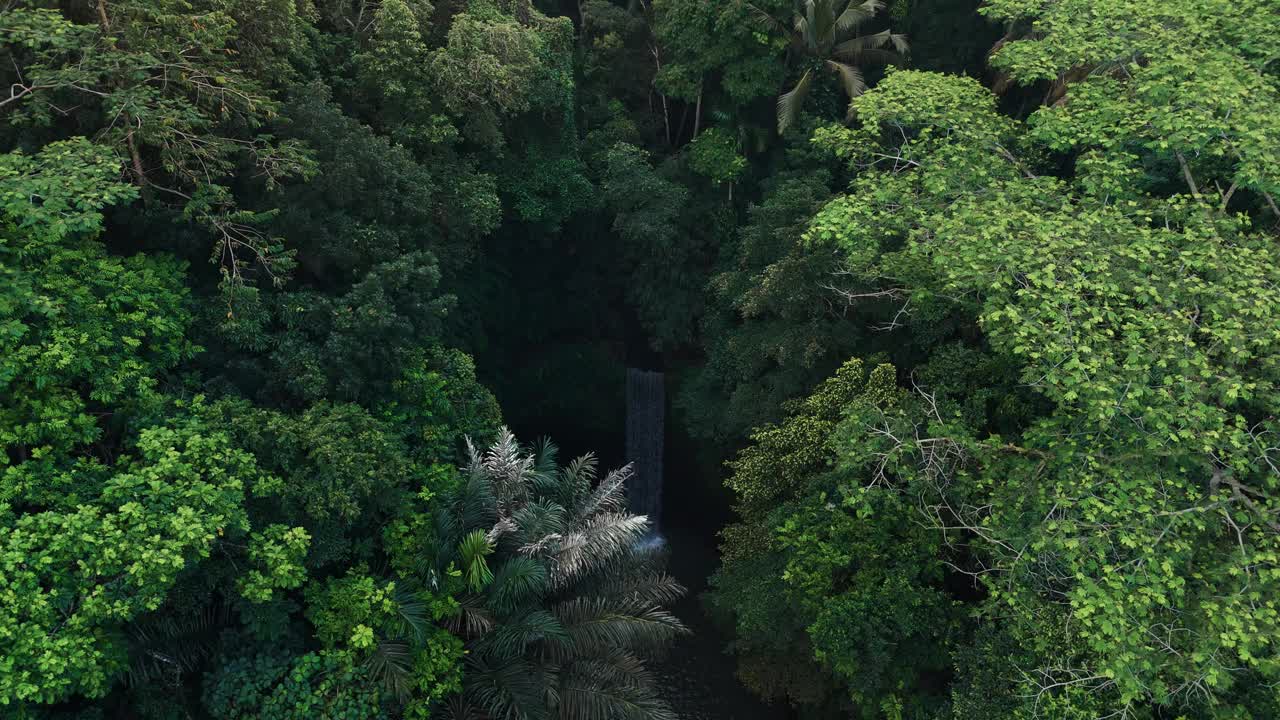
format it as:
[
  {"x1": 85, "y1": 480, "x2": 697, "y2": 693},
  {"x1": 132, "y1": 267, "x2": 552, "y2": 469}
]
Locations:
[{"x1": 2, "y1": 0, "x2": 1279, "y2": 717}]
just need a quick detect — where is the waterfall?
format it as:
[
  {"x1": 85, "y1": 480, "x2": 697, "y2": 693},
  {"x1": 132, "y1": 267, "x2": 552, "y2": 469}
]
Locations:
[{"x1": 625, "y1": 368, "x2": 665, "y2": 531}]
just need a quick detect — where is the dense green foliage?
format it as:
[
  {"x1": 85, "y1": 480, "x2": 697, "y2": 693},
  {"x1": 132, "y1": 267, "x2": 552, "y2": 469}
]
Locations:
[
  {"x1": 436, "y1": 432, "x2": 687, "y2": 720},
  {"x1": 2, "y1": 0, "x2": 1278, "y2": 717},
  {"x1": 706, "y1": 1, "x2": 1280, "y2": 715}
]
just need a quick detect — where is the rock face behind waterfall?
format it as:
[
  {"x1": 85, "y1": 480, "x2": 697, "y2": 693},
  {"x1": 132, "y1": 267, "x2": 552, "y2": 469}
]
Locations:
[{"x1": 625, "y1": 368, "x2": 664, "y2": 531}]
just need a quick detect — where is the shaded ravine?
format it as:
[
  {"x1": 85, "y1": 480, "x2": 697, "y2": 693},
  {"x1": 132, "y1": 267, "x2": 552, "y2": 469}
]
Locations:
[
  {"x1": 623, "y1": 364, "x2": 787, "y2": 719},
  {"x1": 656, "y1": 522, "x2": 789, "y2": 720}
]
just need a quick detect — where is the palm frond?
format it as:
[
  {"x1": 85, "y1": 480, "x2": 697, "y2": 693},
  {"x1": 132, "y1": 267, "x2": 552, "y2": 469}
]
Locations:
[
  {"x1": 830, "y1": 47, "x2": 902, "y2": 68},
  {"x1": 532, "y1": 437, "x2": 559, "y2": 474},
  {"x1": 459, "y1": 529, "x2": 496, "y2": 593},
  {"x1": 529, "y1": 437, "x2": 561, "y2": 499},
  {"x1": 389, "y1": 581, "x2": 431, "y2": 644},
  {"x1": 551, "y1": 598, "x2": 688, "y2": 661},
  {"x1": 125, "y1": 601, "x2": 231, "y2": 687},
  {"x1": 364, "y1": 639, "x2": 416, "y2": 701},
  {"x1": 826, "y1": 59, "x2": 867, "y2": 102},
  {"x1": 887, "y1": 30, "x2": 908, "y2": 53},
  {"x1": 488, "y1": 515, "x2": 519, "y2": 545},
  {"x1": 463, "y1": 654, "x2": 551, "y2": 720},
  {"x1": 455, "y1": 453, "x2": 499, "y2": 534},
  {"x1": 776, "y1": 68, "x2": 814, "y2": 134},
  {"x1": 575, "y1": 464, "x2": 631, "y2": 522},
  {"x1": 556, "y1": 658, "x2": 678, "y2": 720},
  {"x1": 550, "y1": 513, "x2": 650, "y2": 587},
  {"x1": 556, "y1": 650, "x2": 677, "y2": 720},
  {"x1": 477, "y1": 609, "x2": 568, "y2": 659},
  {"x1": 487, "y1": 556, "x2": 550, "y2": 616},
  {"x1": 569, "y1": 541, "x2": 669, "y2": 597},
  {"x1": 832, "y1": 29, "x2": 907, "y2": 63},
  {"x1": 800, "y1": 0, "x2": 818, "y2": 47},
  {"x1": 559, "y1": 453, "x2": 599, "y2": 507},
  {"x1": 482, "y1": 427, "x2": 535, "y2": 511},
  {"x1": 833, "y1": 0, "x2": 882, "y2": 39},
  {"x1": 743, "y1": 0, "x2": 787, "y2": 34},
  {"x1": 793, "y1": 13, "x2": 810, "y2": 45},
  {"x1": 511, "y1": 499, "x2": 569, "y2": 552},
  {"x1": 443, "y1": 695, "x2": 488, "y2": 720},
  {"x1": 445, "y1": 431, "x2": 683, "y2": 720},
  {"x1": 446, "y1": 593, "x2": 497, "y2": 638},
  {"x1": 576, "y1": 571, "x2": 686, "y2": 608}
]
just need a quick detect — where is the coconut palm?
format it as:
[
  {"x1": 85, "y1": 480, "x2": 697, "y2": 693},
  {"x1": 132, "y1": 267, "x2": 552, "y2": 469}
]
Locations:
[
  {"x1": 425, "y1": 429, "x2": 688, "y2": 720},
  {"x1": 754, "y1": 0, "x2": 908, "y2": 133}
]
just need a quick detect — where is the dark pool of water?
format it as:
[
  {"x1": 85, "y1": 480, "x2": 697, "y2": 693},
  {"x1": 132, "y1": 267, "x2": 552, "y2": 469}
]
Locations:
[{"x1": 656, "y1": 524, "x2": 790, "y2": 720}]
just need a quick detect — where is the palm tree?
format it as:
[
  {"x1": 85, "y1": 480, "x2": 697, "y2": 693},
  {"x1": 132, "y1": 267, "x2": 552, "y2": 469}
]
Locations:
[
  {"x1": 425, "y1": 429, "x2": 688, "y2": 720},
  {"x1": 755, "y1": 0, "x2": 908, "y2": 133}
]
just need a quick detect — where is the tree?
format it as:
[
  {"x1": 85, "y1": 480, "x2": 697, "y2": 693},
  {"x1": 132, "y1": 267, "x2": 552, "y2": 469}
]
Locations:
[
  {"x1": 803, "y1": 65, "x2": 1280, "y2": 716},
  {"x1": 595, "y1": 142, "x2": 698, "y2": 349},
  {"x1": 759, "y1": 0, "x2": 907, "y2": 133},
  {"x1": 204, "y1": 651, "x2": 392, "y2": 720},
  {"x1": 0, "y1": 0, "x2": 315, "y2": 284},
  {"x1": 677, "y1": 167, "x2": 853, "y2": 451},
  {"x1": 707, "y1": 359, "x2": 962, "y2": 718},
  {"x1": 0, "y1": 140, "x2": 313, "y2": 707},
  {"x1": 651, "y1": 0, "x2": 790, "y2": 115},
  {"x1": 424, "y1": 431, "x2": 688, "y2": 720},
  {"x1": 983, "y1": 0, "x2": 1280, "y2": 213}
]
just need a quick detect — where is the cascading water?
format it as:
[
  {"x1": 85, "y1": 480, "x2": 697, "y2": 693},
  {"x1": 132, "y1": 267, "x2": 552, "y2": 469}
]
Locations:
[{"x1": 624, "y1": 368, "x2": 665, "y2": 533}]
